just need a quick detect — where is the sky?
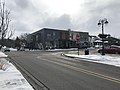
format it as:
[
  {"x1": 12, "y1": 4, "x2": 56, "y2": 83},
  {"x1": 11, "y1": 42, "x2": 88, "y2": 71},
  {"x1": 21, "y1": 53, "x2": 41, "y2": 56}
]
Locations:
[{"x1": 5, "y1": 0, "x2": 120, "y2": 38}]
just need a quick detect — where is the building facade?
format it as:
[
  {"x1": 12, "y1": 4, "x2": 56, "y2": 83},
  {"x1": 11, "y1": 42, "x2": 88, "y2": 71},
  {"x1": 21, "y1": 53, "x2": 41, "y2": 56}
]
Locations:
[
  {"x1": 89, "y1": 35, "x2": 120, "y2": 48},
  {"x1": 27, "y1": 28, "x2": 90, "y2": 49},
  {"x1": 107, "y1": 36, "x2": 120, "y2": 46}
]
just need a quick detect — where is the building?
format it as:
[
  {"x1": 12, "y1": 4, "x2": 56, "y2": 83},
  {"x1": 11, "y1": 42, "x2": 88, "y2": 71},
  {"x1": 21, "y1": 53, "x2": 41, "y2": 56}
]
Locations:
[
  {"x1": 107, "y1": 36, "x2": 120, "y2": 46},
  {"x1": 89, "y1": 35, "x2": 120, "y2": 48},
  {"x1": 27, "y1": 28, "x2": 89, "y2": 49},
  {"x1": 89, "y1": 35, "x2": 99, "y2": 47}
]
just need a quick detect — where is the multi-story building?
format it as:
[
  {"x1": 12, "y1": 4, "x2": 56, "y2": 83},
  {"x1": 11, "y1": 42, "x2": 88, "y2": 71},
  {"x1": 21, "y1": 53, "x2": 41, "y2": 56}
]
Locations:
[{"x1": 27, "y1": 28, "x2": 89, "y2": 49}]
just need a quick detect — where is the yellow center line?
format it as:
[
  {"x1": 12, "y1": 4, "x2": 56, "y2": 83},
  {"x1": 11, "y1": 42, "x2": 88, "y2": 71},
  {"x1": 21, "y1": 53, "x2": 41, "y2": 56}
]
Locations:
[{"x1": 42, "y1": 59, "x2": 120, "y2": 84}]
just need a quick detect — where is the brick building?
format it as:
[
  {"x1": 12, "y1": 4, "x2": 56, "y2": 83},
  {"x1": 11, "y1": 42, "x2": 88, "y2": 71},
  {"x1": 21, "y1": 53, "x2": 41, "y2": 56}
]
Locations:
[{"x1": 27, "y1": 28, "x2": 89, "y2": 49}]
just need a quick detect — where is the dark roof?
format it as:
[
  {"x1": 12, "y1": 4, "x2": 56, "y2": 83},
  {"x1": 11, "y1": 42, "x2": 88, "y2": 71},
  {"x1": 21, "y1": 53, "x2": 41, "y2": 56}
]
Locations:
[
  {"x1": 108, "y1": 36, "x2": 120, "y2": 41},
  {"x1": 31, "y1": 28, "x2": 89, "y2": 35},
  {"x1": 42, "y1": 28, "x2": 66, "y2": 31},
  {"x1": 41, "y1": 28, "x2": 89, "y2": 33}
]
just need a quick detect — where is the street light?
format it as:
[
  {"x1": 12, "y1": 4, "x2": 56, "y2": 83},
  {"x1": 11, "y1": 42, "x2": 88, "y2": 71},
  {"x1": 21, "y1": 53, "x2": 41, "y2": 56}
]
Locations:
[
  {"x1": 98, "y1": 18, "x2": 109, "y2": 55},
  {"x1": 68, "y1": 29, "x2": 72, "y2": 48}
]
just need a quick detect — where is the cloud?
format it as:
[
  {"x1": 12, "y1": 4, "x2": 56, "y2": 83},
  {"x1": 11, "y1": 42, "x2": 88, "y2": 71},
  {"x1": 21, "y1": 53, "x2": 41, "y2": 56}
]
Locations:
[
  {"x1": 5, "y1": 0, "x2": 120, "y2": 38},
  {"x1": 14, "y1": 0, "x2": 31, "y2": 10},
  {"x1": 73, "y1": 0, "x2": 120, "y2": 37},
  {"x1": 41, "y1": 14, "x2": 73, "y2": 29}
]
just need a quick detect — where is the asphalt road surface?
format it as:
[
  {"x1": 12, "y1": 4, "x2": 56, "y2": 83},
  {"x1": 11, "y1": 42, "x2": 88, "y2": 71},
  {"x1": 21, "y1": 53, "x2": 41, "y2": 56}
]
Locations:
[{"x1": 6, "y1": 51, "x2": 120, "y2": 90}]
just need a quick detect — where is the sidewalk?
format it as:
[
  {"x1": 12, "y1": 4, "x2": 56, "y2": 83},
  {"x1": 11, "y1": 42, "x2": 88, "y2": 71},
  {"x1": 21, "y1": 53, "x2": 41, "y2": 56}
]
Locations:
[
  {"x1": 0, "y1": 51, "x2": 34, "y2": 90},
  {"x1": 64, "y1": 49, "x2": 120, "y2": 67}
]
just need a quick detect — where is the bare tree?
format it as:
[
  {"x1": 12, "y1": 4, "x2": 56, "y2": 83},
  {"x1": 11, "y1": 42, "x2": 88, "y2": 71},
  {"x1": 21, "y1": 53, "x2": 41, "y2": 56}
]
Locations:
[
  {"x1": 7, "y1": 26, "x2": 15, "y2": 39},
  {"x1": 19, "y1": 33, "x2": 29, "y2": 41},
  {"x1": 0, "y1": 1, "x2": 14, "y2": 49},
  {"x1": 19, "y1": 33, "x2": 29, "y2": 47}
]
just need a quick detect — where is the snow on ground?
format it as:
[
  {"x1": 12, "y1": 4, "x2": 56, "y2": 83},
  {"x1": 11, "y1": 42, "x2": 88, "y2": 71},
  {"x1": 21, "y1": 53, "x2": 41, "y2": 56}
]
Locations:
[
  {"x1": 10, "y1": 48, "x2": 17, "y2": 51},
  {"x1": 65, "y1": 54, "x2": 120, "y2": 67},
  {"x1": 0, "y1": 51, "x2": 34, "y2": 90},
  {"x1": 0, "y1": 51, "x2": 8, "y2": 57},
  {"x1": 45, "y1": 48, "x2": 120, "y2": 67},
  {"x1": 47, "y1": 48, "x2": 78, "y2": 51}
]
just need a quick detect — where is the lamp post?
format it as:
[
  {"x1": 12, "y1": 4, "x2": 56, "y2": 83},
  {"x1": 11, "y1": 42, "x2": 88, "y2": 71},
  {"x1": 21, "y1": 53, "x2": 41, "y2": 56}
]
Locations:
[
  {"x1": 68, "y1": 29, "x2": 72, "y2": 48},
  {"x1": 98, "y1": 18, "x2": 108, "y2": 55}
]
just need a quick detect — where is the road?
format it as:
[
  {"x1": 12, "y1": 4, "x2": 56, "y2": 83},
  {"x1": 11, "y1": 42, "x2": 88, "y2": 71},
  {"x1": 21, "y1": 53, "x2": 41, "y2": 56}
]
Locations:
[{"x1": 6, "y1": 51, "x2": 120, "y2": 90}]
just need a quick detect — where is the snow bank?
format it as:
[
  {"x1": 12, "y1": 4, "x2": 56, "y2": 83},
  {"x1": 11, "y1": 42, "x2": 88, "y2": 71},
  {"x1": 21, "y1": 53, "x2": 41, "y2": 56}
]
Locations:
[
  {"x1": 0, "y1": 61, "x2": 34, "y2": 90},
  {"x1": 47, "y1": 48, "x2": 78, "y2": 51},
  {"x1": 10, "y1": 48, "x2": 17, "y2": 51},
  {"x1": 0, "y1": 51, "x2": 34, "y2": 90},
  {"x1": 65, "y1": 54, "x2": 120, "y2": 67},
  {"x1": 0, "y1": 51, "x2": 8, "y2": 57}
]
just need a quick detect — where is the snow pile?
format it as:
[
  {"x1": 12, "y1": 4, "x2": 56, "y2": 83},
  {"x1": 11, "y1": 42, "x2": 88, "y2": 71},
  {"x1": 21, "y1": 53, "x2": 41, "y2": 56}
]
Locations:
[
  {"x1": 0, "y1": 51, "x2": 34, "y2": 90},
  {"x1": 0, "y1": 51, "x2": 8, "y2": 57},
  {"x1": 47, "y1": 48, "x2": 78, "y2": 51},
  {"x1": 65, "y1": 54, "x2": 120, "y2": 67},
  {"x1": 10, "y1": 48, "x2": 17, "y2": 51}
]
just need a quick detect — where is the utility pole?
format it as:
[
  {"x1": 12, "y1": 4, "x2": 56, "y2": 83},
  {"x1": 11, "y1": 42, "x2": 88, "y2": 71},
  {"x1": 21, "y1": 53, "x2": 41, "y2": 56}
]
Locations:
[{"x1": 98, "y1": 18, "x2": 109, "y2": 55}]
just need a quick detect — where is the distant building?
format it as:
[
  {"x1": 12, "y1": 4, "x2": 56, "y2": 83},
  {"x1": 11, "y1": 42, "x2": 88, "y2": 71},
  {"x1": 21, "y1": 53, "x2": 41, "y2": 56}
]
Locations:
[
  {"x1": 27, "y1": 28, "x2": 90, "y2": 49},
  {"x1": 89, "y1": 35, "x2": 99, "y2": 47},
  {"x1": 107, "y1": 36, "x2": 120, "y2": 46},
  {"x1": 89, "y1": 35, "x2": 120, "y2": 48}
]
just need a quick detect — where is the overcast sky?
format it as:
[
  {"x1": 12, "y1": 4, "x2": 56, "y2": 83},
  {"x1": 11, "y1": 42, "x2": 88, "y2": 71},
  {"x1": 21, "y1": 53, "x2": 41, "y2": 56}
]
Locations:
[{"x1": 6, "y1": 0, "x2": 120, "y2": 38}]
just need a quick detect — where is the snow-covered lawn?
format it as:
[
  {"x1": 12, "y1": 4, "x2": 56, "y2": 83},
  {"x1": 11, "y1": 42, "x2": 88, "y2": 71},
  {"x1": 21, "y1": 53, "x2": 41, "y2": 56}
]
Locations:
[
  {"x1": 65, "y1": 54, "x2": 120, "y2": 67},
  {"x1": 0, "y1": 51, "x2": 34, "y2": 90}
]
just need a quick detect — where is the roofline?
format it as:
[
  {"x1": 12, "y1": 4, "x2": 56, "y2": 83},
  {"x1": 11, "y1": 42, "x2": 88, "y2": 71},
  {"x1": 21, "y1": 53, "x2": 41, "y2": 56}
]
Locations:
[
  {"x1": 31, "y1": 28, "x2": 89, "y2": 35},
  {"x1": 42, "y1": 28, "x2": 89, "y2": 33}
]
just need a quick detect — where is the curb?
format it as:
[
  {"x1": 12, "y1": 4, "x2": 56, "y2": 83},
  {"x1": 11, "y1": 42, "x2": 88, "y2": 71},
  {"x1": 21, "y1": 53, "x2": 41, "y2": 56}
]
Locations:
[
  {"x1": 61, "y1": 53, "x2": 76, "y2": 58},
  {"x1": 62, "y1": 53, "x2": 102, "y2": 61}
]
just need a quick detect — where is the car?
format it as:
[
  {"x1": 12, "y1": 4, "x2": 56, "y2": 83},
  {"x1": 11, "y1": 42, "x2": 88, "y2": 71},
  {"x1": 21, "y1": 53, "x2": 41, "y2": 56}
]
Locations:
[
  {"x1": 4, "y1": 48, "x2": 10, "y2": 52},
  {"x1": 98, "y1": 45, "x2": 120, "y2": 54}
]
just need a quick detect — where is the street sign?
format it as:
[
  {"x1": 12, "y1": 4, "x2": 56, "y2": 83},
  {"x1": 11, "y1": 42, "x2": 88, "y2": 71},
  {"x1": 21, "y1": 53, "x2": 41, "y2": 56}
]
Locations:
[{"x1": 76, "y1": 33, "x2": 80, "y2": 44}]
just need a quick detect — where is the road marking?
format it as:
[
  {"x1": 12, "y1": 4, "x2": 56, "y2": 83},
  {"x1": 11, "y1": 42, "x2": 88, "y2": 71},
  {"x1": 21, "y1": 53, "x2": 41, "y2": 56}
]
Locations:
[{"x1": 42, "y1": 59, "x2": 120, "y2": 84}]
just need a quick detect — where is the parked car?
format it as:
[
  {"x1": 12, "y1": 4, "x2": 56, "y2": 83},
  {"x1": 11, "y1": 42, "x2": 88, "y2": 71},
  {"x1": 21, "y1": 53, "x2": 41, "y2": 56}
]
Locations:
[{"x1": 98, "y1": 45, "x2": 120, "y2": 54}]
